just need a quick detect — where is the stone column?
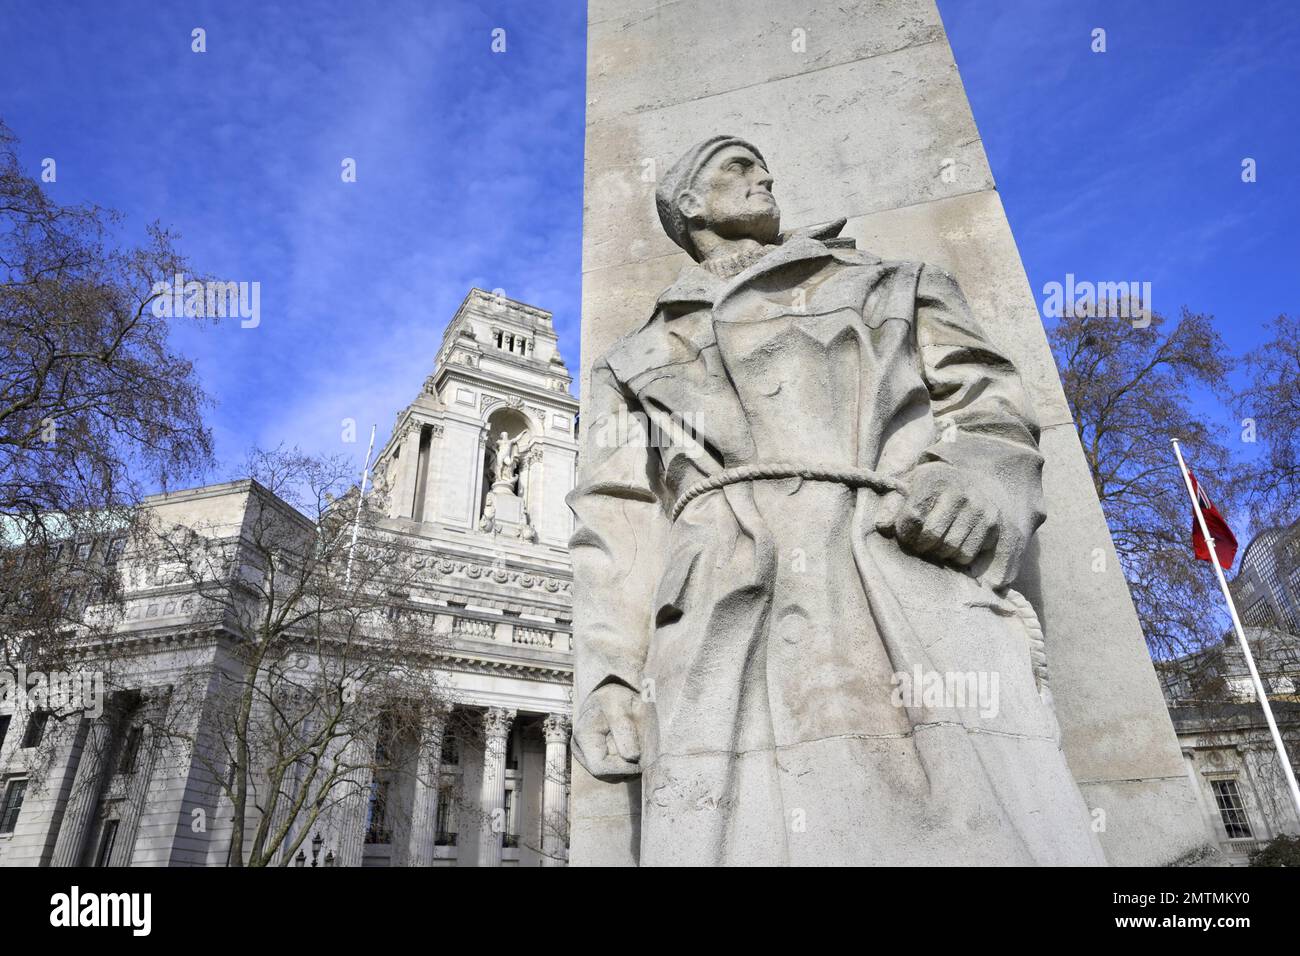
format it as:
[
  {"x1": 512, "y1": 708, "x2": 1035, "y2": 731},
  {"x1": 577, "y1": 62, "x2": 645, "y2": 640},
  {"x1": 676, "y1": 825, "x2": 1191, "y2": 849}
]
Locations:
[
  {"x1": 478, "y1": 707, "x2": 514, "y2": 867},
  {"x1": 524, "y1": 446, "x2": 546, "y2": 534},
  {"x1": 50, "y1": 710, "x2": 118, "y2": 867},
  {"x1": 405, "y1": 710, "x2": 447, "y2": 867},
  {"x1": 107, "y1": 688, "x2": 172, "y2": 866},
  {"x1": 472, "y1": 429, "x2": 490, "y2": 528},
  {"x1": 269, "y1": 706, "x2": 315, "y2": 865},
  {"x1": 332, "y1": 731, "x2": 376, "y2": 868},
  {"x1": 541, "y1": 714, "x2": 570, "y2": 866}
]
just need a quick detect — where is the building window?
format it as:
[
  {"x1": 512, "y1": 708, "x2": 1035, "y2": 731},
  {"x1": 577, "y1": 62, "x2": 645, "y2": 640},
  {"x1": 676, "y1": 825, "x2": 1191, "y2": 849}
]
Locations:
[
  {"x1": 0, "y1": 714, "x2": 10, "y2": 752},
  {"x1": 118, "y1": 726, "x2": 144, "y2": 774},
  {"x1": 94, "y1": 819, "x2": 120, "y2": 867},
  {"x1": 1243, "y1": 599, "x2": 1272, "y2": 628},
  {"x1": 373, "y1": 712, "x2": 395, "y2": 765},
  {"x1": 440, "y1": 731, "x2": 459, "y2": 767},
  {"x1": 1210, "y1": 778, "x2": 1254, "y2": 839},
  {"x1": 76, "y1": 541, "x2": 93, "y2": 562},
  {"x1": 435, "y1": 785, "x2": 456, "y2": 846},
  {"x1": 502, "y1": 786, "x2": 518, "y2": 848},
  {"x1": 0, "y1": 778, "x2": 28, "y2": 834},
  {"x1": 107, "y1": 538, "x2": 126, "y2": 563},
  {"x1": 364, "y1": 779, "x2": 391, "y2": 844},
  {"x1": 21, "y1": 711, "x2": 49, "y2": 748}
]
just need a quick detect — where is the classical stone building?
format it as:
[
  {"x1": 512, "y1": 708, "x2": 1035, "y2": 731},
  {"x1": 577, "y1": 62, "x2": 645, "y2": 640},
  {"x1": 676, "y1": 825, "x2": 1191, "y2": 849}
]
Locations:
[
  {"x1": 0, "y1": 289, "x2": 579, "y2": 867},
  {"x1": 1161, "y1": 626, "x2": 1300, "y2": 864}
]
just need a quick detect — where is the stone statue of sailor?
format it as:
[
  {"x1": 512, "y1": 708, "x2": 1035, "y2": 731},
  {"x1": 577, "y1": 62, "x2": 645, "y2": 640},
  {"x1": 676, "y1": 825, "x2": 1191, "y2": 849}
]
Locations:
[{"x1": 568, "y1": 135, "x2": 1106, "y2": 865}]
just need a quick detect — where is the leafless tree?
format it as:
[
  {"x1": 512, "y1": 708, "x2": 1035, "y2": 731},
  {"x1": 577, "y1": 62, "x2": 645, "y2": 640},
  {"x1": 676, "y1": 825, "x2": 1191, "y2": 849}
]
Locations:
[
  {"x1": 1052, "y1": 305, "x2": 1238, "y2": 659},
  {"x1": 147, "y1": 448, "x2": 461, "y2": 867},
  {"x1": 1235, "y1": 313, "x2": 1300, "y2": 529},
  {"x1": 0, "y1": 116, "x2": 212, "y2": 689}
]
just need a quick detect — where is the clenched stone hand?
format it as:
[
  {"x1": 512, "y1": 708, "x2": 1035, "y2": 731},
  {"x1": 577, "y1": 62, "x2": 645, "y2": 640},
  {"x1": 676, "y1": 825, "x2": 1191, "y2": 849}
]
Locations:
[
  {"x1": 874, "y1": 461, "x2": 1029, "y2": 591},
  {"x1": 572, "y1": 682, "x2": 643, "y2": 780}
]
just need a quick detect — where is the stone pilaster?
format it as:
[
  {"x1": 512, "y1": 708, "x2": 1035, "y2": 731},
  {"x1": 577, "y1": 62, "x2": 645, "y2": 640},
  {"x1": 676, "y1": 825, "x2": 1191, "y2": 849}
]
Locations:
[
  {"x1": 541, "y1": 714, "x2": 570, "y2": 866},
  {"x1": 391, "y1": 421, "x2": 424, "y2": 520},
  {"x1": 478, "y1": 707, "x2": 514, "y2": 867},
  {"x1": 405, "y1": 710, "x2": 448, "y2": 867},
  {"x1": 419, "y1": 423, "x2": 446, "y2": 526},
  {"x1": 50, "y1": 711, "x2": 117, "y2": 867}
]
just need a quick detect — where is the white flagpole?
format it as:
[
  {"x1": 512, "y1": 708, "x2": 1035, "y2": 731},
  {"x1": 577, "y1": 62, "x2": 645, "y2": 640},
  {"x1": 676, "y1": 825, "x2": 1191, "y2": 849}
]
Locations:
[
  {"x1": 1171, "y1": 438, "x2": 1300, "y2": 821},
  {"x1": 345, "y1": 424, "x2": 377, "y2": 588}
]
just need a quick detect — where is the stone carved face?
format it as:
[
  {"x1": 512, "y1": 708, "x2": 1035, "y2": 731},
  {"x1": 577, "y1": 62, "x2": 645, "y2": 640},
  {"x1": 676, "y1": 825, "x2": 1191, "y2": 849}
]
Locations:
[{"x1": 679, "y1": 145, "x2": 780, "y2": 247}]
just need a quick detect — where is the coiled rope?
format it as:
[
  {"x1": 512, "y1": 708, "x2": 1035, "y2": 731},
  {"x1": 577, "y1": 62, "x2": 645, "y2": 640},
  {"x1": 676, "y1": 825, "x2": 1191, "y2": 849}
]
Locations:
[{"x1": 669, "y1": 461, "x2": 906, "y2": 521}]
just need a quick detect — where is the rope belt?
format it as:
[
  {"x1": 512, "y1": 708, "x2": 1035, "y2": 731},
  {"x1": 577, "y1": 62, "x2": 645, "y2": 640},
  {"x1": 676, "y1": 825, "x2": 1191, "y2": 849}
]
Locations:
[
  {"x1": 668, "y1": 461, "x2": 1050, "y2": 697},
  {"x1": 670, "y1": 462, "x2": 906, "y2": 522}
]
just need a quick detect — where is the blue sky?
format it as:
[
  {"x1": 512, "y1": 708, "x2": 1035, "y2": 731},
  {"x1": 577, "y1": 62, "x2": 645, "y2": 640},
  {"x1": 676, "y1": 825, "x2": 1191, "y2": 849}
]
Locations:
[
  {"x1": 1, "y1": 0, "x2": 587, "y2": 481},
  {"x1": 1, "y1": 0, "x2": 1295, "y2": 486},
  {"x1": 941, "y1": 0, "x2": 1298, "y2": 370}
]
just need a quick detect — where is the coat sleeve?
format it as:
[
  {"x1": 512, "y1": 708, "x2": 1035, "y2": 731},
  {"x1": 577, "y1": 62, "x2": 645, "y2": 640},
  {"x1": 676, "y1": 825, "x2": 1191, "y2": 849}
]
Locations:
[
  {"x1": 566, "y1": 357, "x2": 671, "y2": 706},
  {"x1": 913, "y1": 264, "x2": 1046, "y2": 546}
]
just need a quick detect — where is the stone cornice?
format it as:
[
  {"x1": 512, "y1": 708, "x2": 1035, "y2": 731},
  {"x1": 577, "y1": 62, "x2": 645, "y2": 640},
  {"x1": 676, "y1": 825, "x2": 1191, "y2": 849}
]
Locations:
[
  {"x1": 433, "y1": 647, "x2": 572, "y2": 683},
  {"x1": 433, "y1": 362, "x2": 577, "y2": 412}
]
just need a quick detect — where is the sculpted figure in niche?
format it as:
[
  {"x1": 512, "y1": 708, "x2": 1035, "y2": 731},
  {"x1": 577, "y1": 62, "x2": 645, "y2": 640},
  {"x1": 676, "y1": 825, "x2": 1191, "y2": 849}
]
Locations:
[
  {"x1": 493, "y1": 431, "x2": 518, "y2": 487},
  {"x1": 567, "y1": 135, "x2": 1106, "y2": 866}
]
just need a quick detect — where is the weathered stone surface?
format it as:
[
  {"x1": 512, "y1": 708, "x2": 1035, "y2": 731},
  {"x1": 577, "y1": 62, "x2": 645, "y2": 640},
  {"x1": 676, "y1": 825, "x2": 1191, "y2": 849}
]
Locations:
[
  {"x1": 587, "y1": 0, "x2": 944, "y2": 119},
  {"x1": 573, "y1": 0, "x2": 1215, "y2": 866},
  {"x1": 582, "y1": 37, "x2": 993, "y2": 275}
]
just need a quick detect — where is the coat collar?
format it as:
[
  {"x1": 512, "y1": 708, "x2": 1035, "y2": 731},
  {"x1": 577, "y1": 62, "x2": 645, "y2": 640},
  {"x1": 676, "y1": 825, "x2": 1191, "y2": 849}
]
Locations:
[{"x1": 654, "y1": 228, "x2": 878, "y2": 316}]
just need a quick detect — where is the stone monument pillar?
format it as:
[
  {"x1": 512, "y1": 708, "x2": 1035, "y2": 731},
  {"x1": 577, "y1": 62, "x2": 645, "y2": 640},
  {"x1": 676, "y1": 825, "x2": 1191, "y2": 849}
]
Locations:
[{"x1": 572, "y1": 0, "x2": 1215, "y2": 865}]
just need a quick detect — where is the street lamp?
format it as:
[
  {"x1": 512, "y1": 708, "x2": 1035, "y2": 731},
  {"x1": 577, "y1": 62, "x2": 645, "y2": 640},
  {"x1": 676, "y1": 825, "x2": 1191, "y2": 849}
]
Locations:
[{"x1": 294, "y1": 832, "x2": 333, "y2": 867}]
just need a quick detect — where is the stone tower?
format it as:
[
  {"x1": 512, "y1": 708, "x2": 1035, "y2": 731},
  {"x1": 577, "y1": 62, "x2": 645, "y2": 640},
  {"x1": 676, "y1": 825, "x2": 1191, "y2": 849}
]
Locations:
[{"x1": 372, "y1": 288, "x2": 579, "y2": 551}]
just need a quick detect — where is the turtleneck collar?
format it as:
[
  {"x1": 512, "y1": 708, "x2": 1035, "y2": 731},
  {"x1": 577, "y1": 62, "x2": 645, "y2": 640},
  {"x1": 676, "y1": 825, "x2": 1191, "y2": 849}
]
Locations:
[{"x1": 699, "y1": 245, "x2": 778, "y2": 279}]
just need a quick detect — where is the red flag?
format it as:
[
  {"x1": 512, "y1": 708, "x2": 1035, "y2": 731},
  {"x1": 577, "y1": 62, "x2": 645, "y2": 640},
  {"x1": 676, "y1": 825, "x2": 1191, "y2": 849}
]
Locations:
[{"x1": 1189, "y1": 473, "x2": 1238, "y2": 569}]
